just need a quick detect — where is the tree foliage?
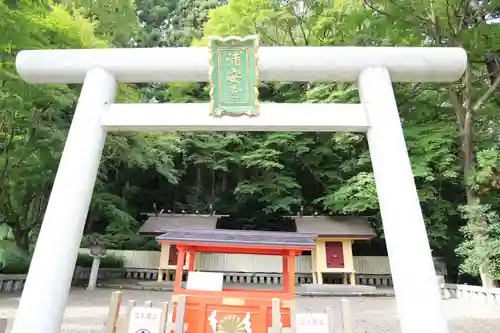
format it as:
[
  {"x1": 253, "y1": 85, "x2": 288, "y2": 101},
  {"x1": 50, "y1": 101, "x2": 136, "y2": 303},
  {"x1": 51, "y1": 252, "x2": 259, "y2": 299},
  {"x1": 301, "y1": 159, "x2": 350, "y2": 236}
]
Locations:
[
  {"x1": 456, "y1": 202, "x2": 500, "y2": 282},
  {"x1": 0, "y1": 1, "x2": 178, "y2": 251}
]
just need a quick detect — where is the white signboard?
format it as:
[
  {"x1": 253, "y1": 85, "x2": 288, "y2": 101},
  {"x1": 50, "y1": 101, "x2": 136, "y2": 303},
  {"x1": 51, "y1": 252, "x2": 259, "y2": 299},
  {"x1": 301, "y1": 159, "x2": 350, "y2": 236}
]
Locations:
[
  {"x1": 296, "y1": 312, "x2": 329, "y2": 333},
  {"x1": 127, "y1": 307, "x2": 162, "y2": 333},
  {"x1": 186, "y1": 271, "x2": 224, "y2": 291}
]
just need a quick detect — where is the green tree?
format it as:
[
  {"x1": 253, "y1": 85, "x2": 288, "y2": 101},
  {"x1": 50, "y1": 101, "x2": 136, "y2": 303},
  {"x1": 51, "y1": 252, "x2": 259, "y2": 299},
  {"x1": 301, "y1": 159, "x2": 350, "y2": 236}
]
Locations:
[
  {"x1": 56, "y1": 0, "x2": 139, "y2": 46},
  {"x1": 0, "y1": 2, "x2": 105, "y2": 249},
  {"x1": 456, "y1": 202, "x2": 500, "y2": 281},
  {"x1": 196, "y1": 0, "x2": 465, "y2": 249},
  {"x1": 365, "y1": 0, "x2": 500, "y2": 286},
  {"x1": 135, "y1": 0, "x2": 222, "y2": 47},
  {"x1": 0, "y1": 2, "x2": 180, "y2": 251}
]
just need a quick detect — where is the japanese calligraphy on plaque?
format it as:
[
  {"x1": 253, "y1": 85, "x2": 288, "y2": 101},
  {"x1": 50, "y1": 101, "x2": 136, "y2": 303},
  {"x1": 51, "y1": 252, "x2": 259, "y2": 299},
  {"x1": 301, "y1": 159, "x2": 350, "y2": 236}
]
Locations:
[
  {"x1": 296, "y1": 312, "x2": 329, "y2": 333},
  {"x1": 127, "y1": 307, "x2": 162, "y2": 333},
  {"x1": 208, "y1": 35, "x2": 259, "y2": 117}
]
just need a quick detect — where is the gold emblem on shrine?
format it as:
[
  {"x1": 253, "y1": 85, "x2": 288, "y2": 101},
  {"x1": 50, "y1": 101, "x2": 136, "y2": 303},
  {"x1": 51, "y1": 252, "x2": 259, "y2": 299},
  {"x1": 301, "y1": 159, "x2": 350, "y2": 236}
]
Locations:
[{"x1": 216, "y1": 315, "x2": 247, "y2": 333}]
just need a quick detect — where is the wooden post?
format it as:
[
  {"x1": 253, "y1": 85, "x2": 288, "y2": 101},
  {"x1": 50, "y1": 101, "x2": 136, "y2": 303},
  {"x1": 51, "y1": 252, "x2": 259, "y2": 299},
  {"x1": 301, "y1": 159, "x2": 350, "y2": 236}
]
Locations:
[
  {"x1": 325, "y1": 307, "x2": 335, "y2": 333},
  {"x1": 270, "y1": 298, "x2": 281, "y2": 333},
  {"x1": 159, "y1": 244, "x2": 171, "y2": 282},
  {"x1": 188, "y1": 251, "x2": 196, "y2": 271},
  {"x1": 157, "y1": 269, "x2": 164, "y2": 282},
  {"x1": 311, "y1": 247, "x2": 318, "y2": 284},
  {"x1": 289, "y1": 305, "x2": 297, "y2": 333},
  {"x1": 317, "y1": 271, "x2": 324, "y2": 284},
  {"x1": 122, "y1": 300, "x2": 136, "y2": 332},
  {"x1": 316, "y1": 242, "x2": 324, "y2": 285},
  {"x1": 340, "y1": 298, "x2": 353, "y2": 333},
  {"x1": 165, "y1": 244, "x2": 171, "y2": 281},
  {"x1": 0, "y1": 318, "x2": 8, "y2": 333},
  {"x1": 288, "y1": 251, "x2": 296, "y2": 292},
  {"x1": 104, "y1": 291, "x2": 122, "y2": 333},
  {"x1": 282, "y1": 255, "x2": 289, "y2": 293},
  {"x1": 159, "y1": 302, "x2": 170, "y2": 333},
  {"x1": 174, "y1": 248, "x2": 186, "y2": 291},
  {"x1": 174, "y1": 295, "x2": 186, "y2": 333}
]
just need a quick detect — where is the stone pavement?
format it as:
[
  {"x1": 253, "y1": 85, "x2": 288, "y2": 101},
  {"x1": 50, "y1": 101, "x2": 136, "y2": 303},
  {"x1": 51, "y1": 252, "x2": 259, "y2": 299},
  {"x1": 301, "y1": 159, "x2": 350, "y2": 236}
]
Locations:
[{"x1": 0, "y1": 288, "x2": 497, "y2": 332}]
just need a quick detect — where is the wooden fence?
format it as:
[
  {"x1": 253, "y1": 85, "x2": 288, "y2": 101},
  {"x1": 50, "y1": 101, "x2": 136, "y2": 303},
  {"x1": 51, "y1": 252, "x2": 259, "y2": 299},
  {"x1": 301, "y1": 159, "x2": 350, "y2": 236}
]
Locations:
[
  {"x1": 72, "y1": 266, "x2": 396, "y2": 287},
  {"x1": 104, "y1": 291, "x2": 354, "y2": 333},
  {"x1": 81, "y1": 249, "x2": 447, "y2": 276},
  {"x1": 0, "y1": 252, "x2": 447, "y2": 294}
]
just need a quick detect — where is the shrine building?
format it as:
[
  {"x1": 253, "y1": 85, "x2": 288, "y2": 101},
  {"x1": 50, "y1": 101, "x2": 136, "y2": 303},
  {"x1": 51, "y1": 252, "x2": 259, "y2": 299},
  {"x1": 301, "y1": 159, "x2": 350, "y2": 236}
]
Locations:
[{"x1": 139, "y1": 213, "x2": 376, "y2": 285}]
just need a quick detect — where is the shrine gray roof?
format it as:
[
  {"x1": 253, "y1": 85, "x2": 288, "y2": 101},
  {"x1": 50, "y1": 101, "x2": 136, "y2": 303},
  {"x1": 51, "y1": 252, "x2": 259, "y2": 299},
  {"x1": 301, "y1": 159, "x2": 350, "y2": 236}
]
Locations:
[
  {"x1": 156, "y1": 228, "x2": 317, "y2": 248},
  {"x1": 140, "y1": 214, "x2": 375, "y2": 239},
  {"x1": 293, "y1": 216, "x2": 376, "y2": 238},
  {"x1": 138, "y1": 214, "x2": 221, "y2": 235}
]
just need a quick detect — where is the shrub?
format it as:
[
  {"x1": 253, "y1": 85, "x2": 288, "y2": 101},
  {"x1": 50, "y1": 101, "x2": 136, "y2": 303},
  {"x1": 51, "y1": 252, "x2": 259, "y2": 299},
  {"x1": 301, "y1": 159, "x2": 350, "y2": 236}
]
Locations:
[
  {"x1": 102, "y1": 234, "x2": 160, "y2": 251},
  {"x1": 81, "y1": 233, "x2": 160, "y2": 251},
  {"x1": 75, "y1": 253, "x2": 124, "y2": 268},
  {"x1": 75, "y1": 253, "x2": 94, "y2": 267},
  {"x1": 0, "y1": 248, "x2": 31, "y2": 275},
  {"x1": 100, "y1": 255, "x2": 124, "y2": 268}
]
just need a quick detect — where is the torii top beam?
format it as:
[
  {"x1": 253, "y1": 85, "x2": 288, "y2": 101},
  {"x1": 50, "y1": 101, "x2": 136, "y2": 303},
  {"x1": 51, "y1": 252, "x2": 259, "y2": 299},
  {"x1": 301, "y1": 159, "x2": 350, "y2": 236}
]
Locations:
[{"x1": 15, "y1": 46, "x2": 466, "y2": 84}]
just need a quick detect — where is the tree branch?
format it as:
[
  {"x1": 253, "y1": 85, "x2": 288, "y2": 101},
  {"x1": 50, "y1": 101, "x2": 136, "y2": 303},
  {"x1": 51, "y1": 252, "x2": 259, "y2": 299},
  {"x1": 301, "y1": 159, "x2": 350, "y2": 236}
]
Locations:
[
  {"x1": 363, "y1": 0, "x2": 414, "y2": 26},
  {"x1": 252, "y1": 20, "x2": 281, "y2": 45},
  {"x1": 472, "y1": 74, "x2": 500, "y2": 112}
]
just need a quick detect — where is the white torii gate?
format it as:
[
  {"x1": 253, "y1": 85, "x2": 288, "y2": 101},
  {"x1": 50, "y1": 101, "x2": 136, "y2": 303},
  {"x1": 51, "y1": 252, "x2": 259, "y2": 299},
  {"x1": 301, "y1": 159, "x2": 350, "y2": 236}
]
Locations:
[{"x1": 13, "y1": 46, "x2": 466, "y2": 333}]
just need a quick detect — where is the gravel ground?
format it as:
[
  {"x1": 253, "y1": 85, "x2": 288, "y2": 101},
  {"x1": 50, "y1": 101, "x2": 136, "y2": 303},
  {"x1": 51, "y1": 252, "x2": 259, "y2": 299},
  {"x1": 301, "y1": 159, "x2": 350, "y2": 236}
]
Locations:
[{"x1": 0, "y1": 288, "x2": 498, "y2": 332}]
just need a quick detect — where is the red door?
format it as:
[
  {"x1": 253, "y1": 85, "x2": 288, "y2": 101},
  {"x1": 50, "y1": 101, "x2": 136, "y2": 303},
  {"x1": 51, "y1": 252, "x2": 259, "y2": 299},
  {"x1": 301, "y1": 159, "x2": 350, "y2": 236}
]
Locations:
[
  {"x1": 169, "y1": 245, "x2": 179, "y2": 265},
  {"x1": 325, "y1": 242, "x2": 344, "y2": 268}
]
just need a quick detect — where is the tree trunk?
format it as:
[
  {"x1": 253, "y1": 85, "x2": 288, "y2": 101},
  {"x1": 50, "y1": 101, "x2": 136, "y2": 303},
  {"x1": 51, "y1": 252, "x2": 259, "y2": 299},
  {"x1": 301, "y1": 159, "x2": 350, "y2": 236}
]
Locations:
[
  {"x1": 11, "y1": 226, "x2": 30, "y2": 252},
  {"x1": 450, "y1": 88, "x2": 495, "y2": 287},
  {"x1": 237, "y1": 168, "x2": 245, "y2": 182},
  {"x1": 85, "y1": 214, "x2": 98, "y2": 232},
  {"x1": 480, "y1": 264, "x2": 495, "y2": 288},
  {"x1": 222, "y1": 173, "x2": 227, "y2": 192},
  {"x1": 211, "y1": 169, "x2": 216, "y2": 202},
  {"x1": 196, "y1": 164, "x2": 203, "y2": 190}
]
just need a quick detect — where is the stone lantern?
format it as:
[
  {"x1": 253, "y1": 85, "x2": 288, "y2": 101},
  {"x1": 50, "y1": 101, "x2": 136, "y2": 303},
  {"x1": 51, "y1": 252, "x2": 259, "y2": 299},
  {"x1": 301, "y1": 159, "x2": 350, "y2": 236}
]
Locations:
[
  {"x1": 89, "y1": 243, "x2": 107, "y2": 258},
  {"x1": 87, "y1": 240, "x2": 107, "y2": 291}
]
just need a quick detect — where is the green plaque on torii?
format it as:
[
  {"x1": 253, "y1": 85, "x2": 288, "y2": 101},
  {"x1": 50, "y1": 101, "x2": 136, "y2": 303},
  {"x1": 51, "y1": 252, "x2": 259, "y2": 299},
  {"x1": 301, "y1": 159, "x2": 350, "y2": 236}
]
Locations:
[{"x1": 208, "y1": 35, "x2": 260, "y2": 117}]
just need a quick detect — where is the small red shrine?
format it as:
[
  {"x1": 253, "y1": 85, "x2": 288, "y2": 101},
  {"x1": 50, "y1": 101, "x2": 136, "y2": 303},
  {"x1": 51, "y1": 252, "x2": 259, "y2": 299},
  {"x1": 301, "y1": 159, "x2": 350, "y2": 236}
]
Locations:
[{"x1": 156, "y1": 228, "x2": 316, "y2": 333}]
